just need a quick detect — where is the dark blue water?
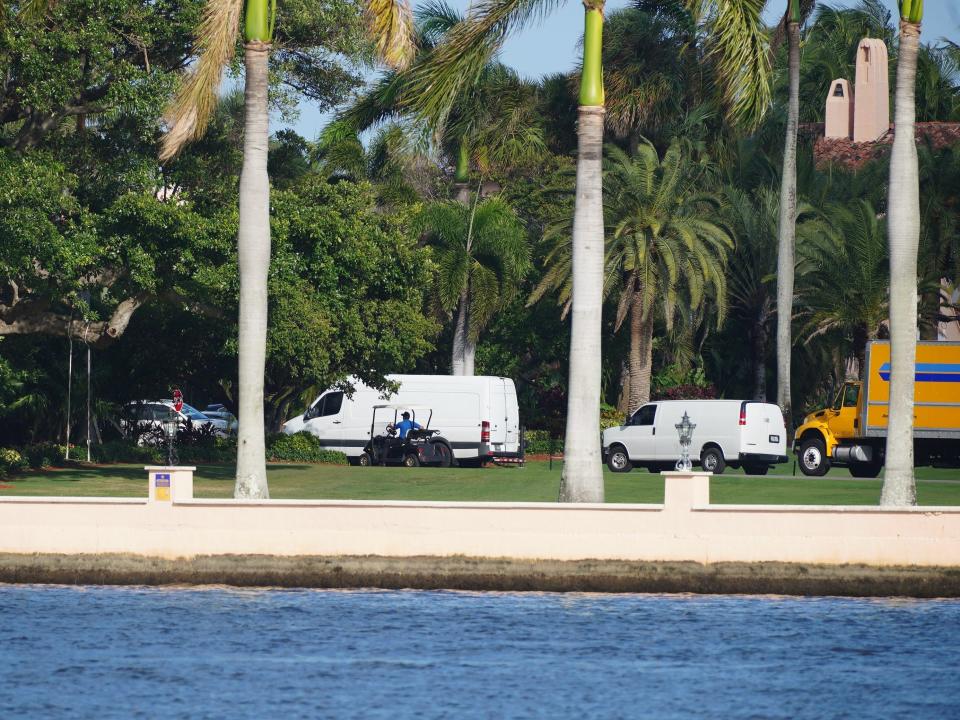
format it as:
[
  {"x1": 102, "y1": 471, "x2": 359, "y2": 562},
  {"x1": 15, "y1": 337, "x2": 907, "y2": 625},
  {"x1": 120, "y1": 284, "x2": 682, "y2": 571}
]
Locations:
[{"x1": 2, "y1": 586, "x2": 959, "y2": 719}]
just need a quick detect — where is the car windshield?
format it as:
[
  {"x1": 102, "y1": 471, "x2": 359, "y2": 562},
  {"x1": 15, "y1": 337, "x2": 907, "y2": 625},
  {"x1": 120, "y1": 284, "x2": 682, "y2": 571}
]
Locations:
[{"x1": 179, "y1": 403, "x2": 208, "y2": 421}]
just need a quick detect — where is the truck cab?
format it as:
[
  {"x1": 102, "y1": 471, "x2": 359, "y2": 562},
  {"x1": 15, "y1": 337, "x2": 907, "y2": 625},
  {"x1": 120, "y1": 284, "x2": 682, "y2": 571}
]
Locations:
[{"x1": 793, "y1": 381, "x2": 883, "y2": 478}]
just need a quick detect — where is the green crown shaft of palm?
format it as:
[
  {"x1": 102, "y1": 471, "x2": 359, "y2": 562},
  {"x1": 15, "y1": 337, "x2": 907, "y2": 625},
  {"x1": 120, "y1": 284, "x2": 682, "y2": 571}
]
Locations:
[
  {"x1": 245, "y1": 0, "x2": 277, "y2": 42},
  {"x1": 580, "y1": 6, "x2": 605, "y2": 107},
  {"x1": 899, "y1": 0, "x2": 923, "y2": 24}
]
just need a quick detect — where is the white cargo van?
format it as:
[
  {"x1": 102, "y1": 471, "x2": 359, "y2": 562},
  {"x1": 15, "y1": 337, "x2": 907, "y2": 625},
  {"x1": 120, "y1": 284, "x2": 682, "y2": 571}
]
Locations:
[
  {"x1": 602, "y1": 400, "x2": 787, "y2": 475},
  {"x1": 282, "y1": 375, "x2": 522, "y2": 465}
]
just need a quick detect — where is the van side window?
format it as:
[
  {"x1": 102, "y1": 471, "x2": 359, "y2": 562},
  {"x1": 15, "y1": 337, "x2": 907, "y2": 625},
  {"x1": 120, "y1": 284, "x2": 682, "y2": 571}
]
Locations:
[
  {"x1": 320, "y1": 392, "x2": 344, "y2": 417},
  {"x1": 631, "y1": 404, "x2": 657, "y2": 426}
]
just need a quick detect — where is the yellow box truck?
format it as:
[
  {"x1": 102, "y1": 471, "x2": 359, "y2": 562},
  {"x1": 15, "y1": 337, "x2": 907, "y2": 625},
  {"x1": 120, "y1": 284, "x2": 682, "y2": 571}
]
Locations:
[{"x1": 793, "y1": 340, "x2": 960, "y2": 477}]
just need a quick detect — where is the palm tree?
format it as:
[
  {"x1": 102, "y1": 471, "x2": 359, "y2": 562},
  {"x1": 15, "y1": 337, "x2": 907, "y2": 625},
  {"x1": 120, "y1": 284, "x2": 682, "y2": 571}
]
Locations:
[
  {"x1": 881, "y1": 0, "x2": 924, "y2": 507},
  {"x1": 774, "y1": 0, "x2": 804, "y2": 435},
  {"x1": 797, "y1": 200, "x2": 889, "y2": 378},
  {"x1": 406, "y1": 0, "x2": 769, "y2": 502},
  {"x1": 418, "y1": 197, "x2": 531, "y2": 375},
  {"x1": 158, "y1": 0, "x2": 413, "y2": 498},
  {"x1": 723, "y1": 187, "x2": 782, "y2": 401},
  {"x1": 533, "y1": 141, "x2": 732, "y2": 414},
  {"x1": 603, "y1": 143, "x2": 732, "y2": 412}
]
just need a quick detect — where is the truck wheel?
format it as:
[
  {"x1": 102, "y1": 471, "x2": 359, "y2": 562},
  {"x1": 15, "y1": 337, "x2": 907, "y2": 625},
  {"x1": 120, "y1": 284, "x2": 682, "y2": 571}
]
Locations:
[
  {"x1": 849, "y1": 462, "x2": 882, "y2": 479},
  {"x1": 358, "y1": 452, "x2": 372, "y2": 467},
  {"x1": 744, "y1": 464, "x2": 768, "y2": 476},
  {"x1": 700, "y1": 446, "x2": 726, "y2": 475},
  {"x1": 799, "y1": 438, "x2": 830, "y2": 476},
  {"x1": 606, "y1": 445, "x2": 633, "y2": 473},
  {"x1": 403, "y1": 453, "x2": 420, "y2": 468}
]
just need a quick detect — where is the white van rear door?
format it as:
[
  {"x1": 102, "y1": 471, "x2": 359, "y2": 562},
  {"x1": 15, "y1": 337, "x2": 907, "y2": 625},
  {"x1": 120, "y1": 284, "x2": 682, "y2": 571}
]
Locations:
[
  {"x1": 501, "y1": 379, "x2": 520, "y2": 453},
  {"x1": 740, "y1": 402, "x2": 786, "y2": 456}
]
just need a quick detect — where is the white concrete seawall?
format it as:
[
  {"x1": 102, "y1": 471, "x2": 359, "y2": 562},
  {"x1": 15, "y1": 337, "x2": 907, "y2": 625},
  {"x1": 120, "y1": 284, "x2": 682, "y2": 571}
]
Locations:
[{"x1": 2, "y1": 469, "x2": 959, "y2": 594}]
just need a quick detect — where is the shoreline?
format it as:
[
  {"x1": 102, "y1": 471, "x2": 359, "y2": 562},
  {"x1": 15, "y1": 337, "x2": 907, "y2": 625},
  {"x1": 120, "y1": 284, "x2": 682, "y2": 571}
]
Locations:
[{"x1": 2, "y1": 553, "x2": 959, "y2": 597}]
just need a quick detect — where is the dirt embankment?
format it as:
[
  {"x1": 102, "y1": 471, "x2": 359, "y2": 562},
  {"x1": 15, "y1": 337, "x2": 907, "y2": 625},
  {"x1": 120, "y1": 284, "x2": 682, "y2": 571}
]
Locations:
[{"x1": 2, "y1": 553, "x2": 958, "y2": 598}]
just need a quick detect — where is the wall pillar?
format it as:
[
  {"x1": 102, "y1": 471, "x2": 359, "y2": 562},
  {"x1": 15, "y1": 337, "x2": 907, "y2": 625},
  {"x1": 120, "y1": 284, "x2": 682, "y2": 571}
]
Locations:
[
  {"x1": 145, "y1": 466, "x2": 196, "y2": 503},
  {"x1": 662, "y1": 471, "x2": 711, "y2": 512}
]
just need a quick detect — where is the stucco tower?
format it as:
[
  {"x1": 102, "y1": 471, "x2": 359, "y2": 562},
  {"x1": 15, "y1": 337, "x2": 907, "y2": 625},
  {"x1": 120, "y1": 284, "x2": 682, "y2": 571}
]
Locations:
[{"x1": 853, "y1": 38, "x2": 890, "y2": 142}]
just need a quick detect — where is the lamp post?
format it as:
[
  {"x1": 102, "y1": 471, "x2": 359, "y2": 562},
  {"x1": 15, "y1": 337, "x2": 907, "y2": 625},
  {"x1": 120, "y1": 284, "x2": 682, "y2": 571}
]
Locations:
[
  {"x1": 163, "y1": 411, "x2": 179, "y2": 466},
  {"x1": 675, "y1": 412, "x2": 696, "y2": 472}
]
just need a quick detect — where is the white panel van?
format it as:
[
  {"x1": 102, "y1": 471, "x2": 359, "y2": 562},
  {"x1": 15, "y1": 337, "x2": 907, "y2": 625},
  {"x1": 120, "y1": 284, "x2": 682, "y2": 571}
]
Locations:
[
  {"x1": 602, "y1": 400, "x2": 787, "y2": 475},
  {"x1": 282, "y1": 375, "x2": 522, "y2": 465}
]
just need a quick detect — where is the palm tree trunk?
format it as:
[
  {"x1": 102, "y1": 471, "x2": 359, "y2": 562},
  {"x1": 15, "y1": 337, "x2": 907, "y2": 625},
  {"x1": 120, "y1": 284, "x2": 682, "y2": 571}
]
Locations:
[
  {"x1": 881, "y1": 19, "x2": 922, "y2": 507},
  {"x1": 559, "y1": 2, "x2": 604, "y2": 503},
  {"x1": 775, "y1": 19, "x2": 800, "y2": 435},
  {"x1": 616, "y1": 361, "x2": 630, "y2": 414},
  {"x1": 234, "y1": 42, "x2": 271, "y2": 500},
  {"x1": 752, "y1": 309, "x2": 769, "y2": 401},
  {"x1": 451, "y1": 284, "x2": 469, "y2": 375},
  {"x1": 627, "y1": 292, "x2": 653, "y2": 413}
]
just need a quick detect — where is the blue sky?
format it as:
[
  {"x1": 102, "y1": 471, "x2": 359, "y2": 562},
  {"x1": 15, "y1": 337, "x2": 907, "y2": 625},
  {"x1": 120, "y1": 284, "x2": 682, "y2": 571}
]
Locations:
[{"x1": 280, "y1": 0, "x2": 960, "y2": 139}]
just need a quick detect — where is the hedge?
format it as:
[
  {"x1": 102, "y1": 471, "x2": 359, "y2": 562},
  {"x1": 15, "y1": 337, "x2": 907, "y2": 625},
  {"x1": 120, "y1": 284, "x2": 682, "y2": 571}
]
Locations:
[{"x1": 266, "y1": 432, "x2": 348, "y2": 465}]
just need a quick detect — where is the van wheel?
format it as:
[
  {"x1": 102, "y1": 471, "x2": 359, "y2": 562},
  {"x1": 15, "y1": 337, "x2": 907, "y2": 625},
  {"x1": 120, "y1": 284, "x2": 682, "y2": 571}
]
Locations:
[
  {"x1": 403, "y1": 453, "x2": 420, "y2": 468},
  {"x1": 358, "y1": 452, "x2": 372, "y2": 467},
  {"x1": 744, "y1": 463, "x2": 768, "y2": 476},
  {"x1": 606, "y1": 445, "x2": 632, "y2": 473},
  {"x1": 798, "y1": 438, "x2": 830, "y2": 476},
  {"x1": 700, "y1": 446, "x2": 726, "y2": 475},
  {"x1": 849, "y1": 462, "x2": 882, "y2": 479}
]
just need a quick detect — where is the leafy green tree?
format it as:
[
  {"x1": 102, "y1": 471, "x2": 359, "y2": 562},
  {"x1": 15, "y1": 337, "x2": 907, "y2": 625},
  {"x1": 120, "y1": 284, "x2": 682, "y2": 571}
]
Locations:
[
  {"x1": 0, "y1": 150, "x2": 231, "y2": 344},
  {"x1": 417, "y1": 197, "x2": 530, "y2": 375}
]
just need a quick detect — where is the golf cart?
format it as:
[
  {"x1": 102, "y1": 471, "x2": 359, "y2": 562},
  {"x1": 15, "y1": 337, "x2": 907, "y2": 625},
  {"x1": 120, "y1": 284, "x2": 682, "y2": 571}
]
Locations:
[{"x1": 359, "y1": 404, "x2": 454, "y2": 468}]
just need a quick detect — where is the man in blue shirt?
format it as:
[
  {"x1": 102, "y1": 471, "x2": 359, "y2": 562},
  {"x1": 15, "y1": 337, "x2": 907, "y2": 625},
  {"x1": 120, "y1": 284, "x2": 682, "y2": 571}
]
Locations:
[{"x1": 396, "y1": 411, "x2": 421, "y2": 439}]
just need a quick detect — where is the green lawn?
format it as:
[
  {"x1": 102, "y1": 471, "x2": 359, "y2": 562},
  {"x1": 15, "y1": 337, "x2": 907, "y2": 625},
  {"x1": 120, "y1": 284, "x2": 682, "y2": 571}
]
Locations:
[{"x1": 2, "y1": 460, "x2": 959, "y2": 505}]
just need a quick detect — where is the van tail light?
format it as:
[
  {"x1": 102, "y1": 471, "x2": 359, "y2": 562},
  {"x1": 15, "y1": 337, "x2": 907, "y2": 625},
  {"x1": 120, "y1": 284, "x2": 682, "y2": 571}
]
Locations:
[
  {"x1": 481, "y1": 421, "x2": 491, "y2": 443},
  {"x1": 739, "y1": 407, "x2": 747, "y2": 426}
]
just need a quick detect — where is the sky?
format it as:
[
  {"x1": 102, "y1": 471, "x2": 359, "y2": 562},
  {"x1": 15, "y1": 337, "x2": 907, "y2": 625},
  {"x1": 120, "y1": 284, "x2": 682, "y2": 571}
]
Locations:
[{"x1": 279, "y1": 0, "x2": 960, "y2": 139}]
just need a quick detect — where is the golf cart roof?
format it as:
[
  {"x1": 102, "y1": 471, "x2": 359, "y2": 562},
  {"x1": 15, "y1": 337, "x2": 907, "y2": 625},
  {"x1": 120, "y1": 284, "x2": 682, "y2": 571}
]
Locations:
[{"x1": 371, "y1": 404, "x2": 433, "y2": 411}]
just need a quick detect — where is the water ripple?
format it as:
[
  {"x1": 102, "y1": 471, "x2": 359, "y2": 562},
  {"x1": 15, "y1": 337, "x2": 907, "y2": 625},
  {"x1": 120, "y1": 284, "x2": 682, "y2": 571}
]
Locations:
[{"x1": 0, "y1": 585, "x2": 958, "y2": 719}]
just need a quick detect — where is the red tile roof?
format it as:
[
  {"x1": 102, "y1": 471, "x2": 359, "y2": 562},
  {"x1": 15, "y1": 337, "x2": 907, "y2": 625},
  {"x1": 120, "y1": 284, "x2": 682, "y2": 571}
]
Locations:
[{"x1": 799, "y1": 122, "x2": 960, "y2": 169}]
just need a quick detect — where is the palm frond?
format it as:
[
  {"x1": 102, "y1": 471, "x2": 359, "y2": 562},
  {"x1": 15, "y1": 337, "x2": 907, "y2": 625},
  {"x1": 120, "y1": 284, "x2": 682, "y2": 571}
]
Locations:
[
  {"x1": 366, "y1": 0, "x2": 416, "y2": 70},
  {"x1": 688, "y1": 0, "x2": 771, "y2": 130},
  {"x1": 160, "y1": 0, "x2": 244, "y2": 161},
  {"x1": 405, "y1": 0, "x2": 561, "y2": 128}
]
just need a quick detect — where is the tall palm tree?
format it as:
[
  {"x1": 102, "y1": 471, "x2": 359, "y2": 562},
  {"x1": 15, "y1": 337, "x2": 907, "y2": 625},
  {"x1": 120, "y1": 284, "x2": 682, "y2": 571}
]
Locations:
[
  {"x1": 774, "y1": 0, "x2": 803, "y2": 435},
  {"x1": 159, "y1": 0, "x2": 413, "y2": 498},
  {"x1": 406, "y1": 0, "x2": 769, "y2": 501},
  {"x1": 603, "y1": 143, "x2": 732, "y2": 412},
  {"x1": 881, "y1": 0, "x2": 924, "y2": 507},
  {"x1": 532, "y1": 142, "x2": 732, "y2": 413},
  {"x1": 418, "y1": 197, "x2": 531, "y2": 374}
]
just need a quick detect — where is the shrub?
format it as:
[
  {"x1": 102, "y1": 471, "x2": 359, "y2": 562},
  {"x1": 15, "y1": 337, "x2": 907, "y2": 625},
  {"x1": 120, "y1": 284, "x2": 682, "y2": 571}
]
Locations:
[
  {"x1": 91, "y1": 441, "x2": 163, "y2": 465},
  {"x1": 600, "y1": 404, "x2": 625, "y2": 432},
  {"x1": 524, "y1": 430, "x2": 563, "y2": 455},
  {"x1": 651, "y1": 384, "x2": 717, "y2": 401},
  {"x1": 266, "y1": 432, "x2": 348, "y2": 464},
  {"x1": 21, "y1": 442, "x2": 66, "y2": 469},
  {"x1": 177, "y1": 437, "x2": 236, "y2": 464},
  {"x1": 0, "y1": 448, "x2": 27, "y2": 477}
]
